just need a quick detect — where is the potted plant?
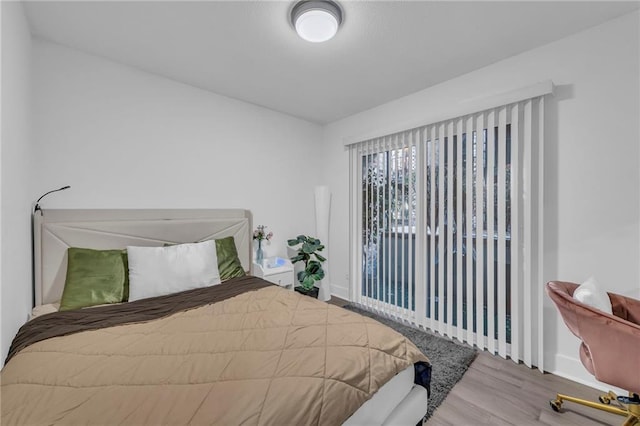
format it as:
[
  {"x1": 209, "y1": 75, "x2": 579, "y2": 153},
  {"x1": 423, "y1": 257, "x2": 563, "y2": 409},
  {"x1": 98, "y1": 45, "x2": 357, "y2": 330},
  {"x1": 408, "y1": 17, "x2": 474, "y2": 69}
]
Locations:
[{"x1": 287, "y1": 235, "x2": 326, "y2": 298}]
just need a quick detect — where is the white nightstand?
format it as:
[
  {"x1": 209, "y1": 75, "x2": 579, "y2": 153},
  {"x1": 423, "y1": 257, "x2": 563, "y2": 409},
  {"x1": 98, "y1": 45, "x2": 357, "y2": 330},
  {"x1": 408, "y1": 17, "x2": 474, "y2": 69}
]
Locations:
[{"x1": 253, "y1": 257, "x2": 295, "y2": 290}]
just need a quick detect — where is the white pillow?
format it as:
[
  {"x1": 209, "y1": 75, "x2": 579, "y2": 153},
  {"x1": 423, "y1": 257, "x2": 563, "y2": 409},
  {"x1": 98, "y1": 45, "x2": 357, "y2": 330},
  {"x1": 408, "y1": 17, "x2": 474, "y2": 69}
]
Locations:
[
  {"x1": 573, "y1": 276, "x2": 612, "y2": 315},
  {"x1": 127, "y1": 240, "x2": 221, "y2": 302}
]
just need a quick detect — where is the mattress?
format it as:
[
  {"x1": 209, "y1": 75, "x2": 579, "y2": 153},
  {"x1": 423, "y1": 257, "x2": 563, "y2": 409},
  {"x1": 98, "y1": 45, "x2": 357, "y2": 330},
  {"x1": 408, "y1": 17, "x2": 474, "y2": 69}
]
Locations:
[
  {"x1": 29, "y1": 298, "x2": 429, "y2": 425},
  {"x1": 27, "y1": 307, "x2": 427, "y2": 425},
  {"x1": 3, "y1": 277, "x2": 430, "y2": 425}
]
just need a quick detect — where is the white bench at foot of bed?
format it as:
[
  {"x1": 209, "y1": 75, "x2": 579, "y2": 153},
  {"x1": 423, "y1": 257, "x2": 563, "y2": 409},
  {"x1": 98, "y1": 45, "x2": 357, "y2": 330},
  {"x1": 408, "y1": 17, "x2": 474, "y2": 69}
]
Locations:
[
  {"x1": 343, "y1": 366, "x2": 429, "y2": 426},
  {"x1": 382, "y1": 386, "x2": 429, "y2": 425}
]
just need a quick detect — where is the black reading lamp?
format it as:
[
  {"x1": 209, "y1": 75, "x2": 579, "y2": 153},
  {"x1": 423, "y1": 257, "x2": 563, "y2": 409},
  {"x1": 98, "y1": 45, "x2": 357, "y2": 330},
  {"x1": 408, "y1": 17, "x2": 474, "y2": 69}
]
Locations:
[
  {"x1": 31, "y1": 185, "x2": 70, "y2": 307},
  {"x1": 33, "y1": 185, "x2": 70, "y2": 215}
]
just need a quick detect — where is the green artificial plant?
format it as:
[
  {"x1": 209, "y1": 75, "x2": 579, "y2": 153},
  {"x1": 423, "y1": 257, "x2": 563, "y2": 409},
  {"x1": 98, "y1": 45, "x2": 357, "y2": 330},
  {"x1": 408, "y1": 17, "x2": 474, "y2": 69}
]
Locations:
[{"x1": 287, "y1": 235, "x2": 326, "y2": 290}]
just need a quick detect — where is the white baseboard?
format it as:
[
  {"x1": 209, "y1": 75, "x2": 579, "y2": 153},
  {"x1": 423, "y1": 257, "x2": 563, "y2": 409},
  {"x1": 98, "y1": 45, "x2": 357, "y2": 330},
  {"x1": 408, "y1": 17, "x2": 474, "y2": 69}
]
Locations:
[
  {"x1": 548, "y1": 354, "x2": 626, "y2": 395},
  {"x1": 330, "y1": 284, "x2": 349, "y2": 301}
]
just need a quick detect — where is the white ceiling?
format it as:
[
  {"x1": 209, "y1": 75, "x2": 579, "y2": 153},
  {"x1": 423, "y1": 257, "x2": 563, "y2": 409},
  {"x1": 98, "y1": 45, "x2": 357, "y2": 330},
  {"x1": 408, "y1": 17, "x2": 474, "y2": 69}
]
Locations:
[{"x1": 24, "y1": 1, "x2": 639, "y2": 124}]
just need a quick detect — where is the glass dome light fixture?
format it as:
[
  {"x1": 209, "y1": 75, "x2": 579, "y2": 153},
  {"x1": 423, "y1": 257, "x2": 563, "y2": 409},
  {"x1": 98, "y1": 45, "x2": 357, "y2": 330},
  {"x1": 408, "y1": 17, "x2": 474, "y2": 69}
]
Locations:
[{"x1": 291, "y1": 0, "x2": 343, "y2": 43}]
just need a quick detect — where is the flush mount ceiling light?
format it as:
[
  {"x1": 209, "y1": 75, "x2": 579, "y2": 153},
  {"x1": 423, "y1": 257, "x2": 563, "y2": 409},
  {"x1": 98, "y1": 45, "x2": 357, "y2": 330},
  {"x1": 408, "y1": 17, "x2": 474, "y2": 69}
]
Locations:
[{"x1": 291, "y1": 0, "x2": 343, "y2": 43}]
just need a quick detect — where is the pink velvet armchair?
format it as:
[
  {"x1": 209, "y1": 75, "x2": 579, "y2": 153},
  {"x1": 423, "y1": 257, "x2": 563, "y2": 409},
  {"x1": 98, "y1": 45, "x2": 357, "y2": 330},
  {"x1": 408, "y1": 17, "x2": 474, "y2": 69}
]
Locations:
[{"x1": 546, "y1": 281, "x2": 640, "y2": 425}]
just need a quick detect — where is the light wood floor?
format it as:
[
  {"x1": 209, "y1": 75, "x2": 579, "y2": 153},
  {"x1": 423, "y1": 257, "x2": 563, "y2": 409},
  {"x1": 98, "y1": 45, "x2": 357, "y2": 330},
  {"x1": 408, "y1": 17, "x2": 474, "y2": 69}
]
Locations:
[
  {"x1": 427, "y1": 351, "x2": 620, "y2": 426},
  {"x1": 329, "y1": 296, "x2": 621, "y2": 426}
]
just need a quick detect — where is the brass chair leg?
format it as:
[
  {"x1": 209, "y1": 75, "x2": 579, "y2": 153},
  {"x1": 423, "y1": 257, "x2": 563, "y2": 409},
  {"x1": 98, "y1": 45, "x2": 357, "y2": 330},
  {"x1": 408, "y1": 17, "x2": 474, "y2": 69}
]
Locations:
[
  {"x1": 628, "y1": 394, "x2": 640, "y2": 416},
  {"x1": 601, "y1": 391, "x2": 622, "y2": 407},
  {"x1": 550, "y1": 393, "x2": 629, "y2": 417},
  {"x1": 550, "y1": 390, "x2": 640, "y2": 426},
  {"x1": 627, "y1": 398, "x2": 640, "y2": 426}
]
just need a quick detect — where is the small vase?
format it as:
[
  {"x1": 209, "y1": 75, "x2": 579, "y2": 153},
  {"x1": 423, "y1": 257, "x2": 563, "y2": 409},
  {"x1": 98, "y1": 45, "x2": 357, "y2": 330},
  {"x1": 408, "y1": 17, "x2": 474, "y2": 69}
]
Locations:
[{"x1": 256, "y1": 240, "x2": 264, "y2": 264}]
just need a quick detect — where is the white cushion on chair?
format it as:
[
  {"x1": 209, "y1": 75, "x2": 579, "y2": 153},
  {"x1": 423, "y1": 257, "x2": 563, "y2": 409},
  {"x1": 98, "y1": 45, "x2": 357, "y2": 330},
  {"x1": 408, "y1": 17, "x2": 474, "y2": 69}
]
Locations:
[{"x1": 573, "y1": 276, "x2": 613, "y2": 315}]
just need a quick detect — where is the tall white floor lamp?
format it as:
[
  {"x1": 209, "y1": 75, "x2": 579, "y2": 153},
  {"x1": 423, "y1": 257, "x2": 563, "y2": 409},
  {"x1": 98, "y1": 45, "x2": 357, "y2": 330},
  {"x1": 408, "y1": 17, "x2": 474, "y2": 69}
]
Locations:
[{"x1": 315, "y1": 185, "x2": 331, "y2": 301}]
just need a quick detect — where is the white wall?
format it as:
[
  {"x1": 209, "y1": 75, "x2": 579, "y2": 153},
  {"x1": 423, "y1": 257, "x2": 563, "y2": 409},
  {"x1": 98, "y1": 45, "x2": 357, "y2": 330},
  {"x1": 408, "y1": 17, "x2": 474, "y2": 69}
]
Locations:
[
  {"x1": 32, "y1": 39, "x2": 323, "y2": 263},
  {"x1": 1, "y1": 1, "x2": 33, "y2": 362},
  {"x1": 321, "y1": 10, "x2": 640, "y2": 390}
]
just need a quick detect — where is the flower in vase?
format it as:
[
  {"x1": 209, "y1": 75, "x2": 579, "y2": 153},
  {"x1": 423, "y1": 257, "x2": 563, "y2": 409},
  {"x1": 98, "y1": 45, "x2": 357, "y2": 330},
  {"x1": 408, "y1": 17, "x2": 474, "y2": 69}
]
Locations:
[{"x1": 253, "y1": 225, "x2": 273, "y2": 242}]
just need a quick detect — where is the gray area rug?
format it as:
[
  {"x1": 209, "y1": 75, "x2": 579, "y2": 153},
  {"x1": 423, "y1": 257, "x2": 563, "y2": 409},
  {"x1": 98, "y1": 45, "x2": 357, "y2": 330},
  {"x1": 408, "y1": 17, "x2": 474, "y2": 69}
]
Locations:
[{"x1": 343, "y1": 305, "x2": 478, "y2": 421}]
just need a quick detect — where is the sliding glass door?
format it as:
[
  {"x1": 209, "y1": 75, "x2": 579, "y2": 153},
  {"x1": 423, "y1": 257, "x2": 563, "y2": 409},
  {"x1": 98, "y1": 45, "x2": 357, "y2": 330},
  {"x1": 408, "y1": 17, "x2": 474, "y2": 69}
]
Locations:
[{"x1": 350, "y1": 96, "x2": 545, "y2": 366}]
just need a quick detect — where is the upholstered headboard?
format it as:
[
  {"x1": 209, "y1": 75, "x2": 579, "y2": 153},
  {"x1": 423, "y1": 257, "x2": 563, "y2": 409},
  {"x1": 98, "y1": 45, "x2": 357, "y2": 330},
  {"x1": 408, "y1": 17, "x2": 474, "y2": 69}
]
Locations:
[{"x1": 33, "y1": 209, "x2": 252, "y2": 306}]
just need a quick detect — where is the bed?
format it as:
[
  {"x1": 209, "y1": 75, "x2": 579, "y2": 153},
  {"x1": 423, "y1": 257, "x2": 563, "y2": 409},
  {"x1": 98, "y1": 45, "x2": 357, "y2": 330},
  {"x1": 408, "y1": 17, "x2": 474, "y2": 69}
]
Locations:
[{"x1": 1, "y1": 209, "x2": 430, "y2": 425}]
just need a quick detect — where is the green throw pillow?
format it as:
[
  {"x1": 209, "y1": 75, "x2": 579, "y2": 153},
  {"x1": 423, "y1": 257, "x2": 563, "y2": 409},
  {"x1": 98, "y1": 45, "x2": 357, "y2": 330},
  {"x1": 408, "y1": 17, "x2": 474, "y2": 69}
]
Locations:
[
  {"x1": 59, "y1": 247, "x2": 129, "y2": 311},
  {"x1": 215, "y1": 237, "x2": 246, "y2": 280}
]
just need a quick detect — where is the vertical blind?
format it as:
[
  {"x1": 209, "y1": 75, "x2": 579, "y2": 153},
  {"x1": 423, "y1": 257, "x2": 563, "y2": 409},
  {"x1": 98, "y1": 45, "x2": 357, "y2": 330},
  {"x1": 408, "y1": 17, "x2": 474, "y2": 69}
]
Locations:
[{"x1": 349, "y1": 96, "x2": 545, "y2": 369}]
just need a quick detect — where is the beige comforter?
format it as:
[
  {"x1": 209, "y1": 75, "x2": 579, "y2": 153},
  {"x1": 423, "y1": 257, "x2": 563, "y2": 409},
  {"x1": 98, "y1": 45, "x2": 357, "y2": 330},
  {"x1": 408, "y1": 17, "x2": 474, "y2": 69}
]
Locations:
[{"x1": 1, "y1": 278, "x2": 428, "y2": 425}]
